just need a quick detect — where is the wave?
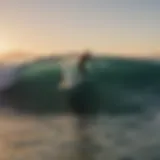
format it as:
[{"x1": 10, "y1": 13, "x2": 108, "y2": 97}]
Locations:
[{"x1": 1, "y1": 56, "x2": 160, "y2": 115}]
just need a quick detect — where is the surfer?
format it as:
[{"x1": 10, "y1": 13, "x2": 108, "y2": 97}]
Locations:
[
  {"x1": 71, "y1": 51, "x2": 93, "y2": 159},
  {"x1": 59, "y1": 51, "x2": 95, "y2": 159},
  {"x1": 59, "y1": 50, "x2": 92, "y2": 119},
  {"x1": 70, "y1": 52, "x2": 92, "y2": 114}
]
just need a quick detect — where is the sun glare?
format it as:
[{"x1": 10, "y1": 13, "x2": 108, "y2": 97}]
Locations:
[{"x1": 0, "y1": 41, "x2": 10, "y2": 53}]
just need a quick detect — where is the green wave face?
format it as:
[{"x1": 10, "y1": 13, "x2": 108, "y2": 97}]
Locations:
[{"x1": 4, "y1": 57, "x2": 160, "y2": 115}]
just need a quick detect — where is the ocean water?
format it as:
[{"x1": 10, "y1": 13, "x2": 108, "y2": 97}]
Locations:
[{"x1": 1, "y1": 56, "x2": 160, "y2": 160}]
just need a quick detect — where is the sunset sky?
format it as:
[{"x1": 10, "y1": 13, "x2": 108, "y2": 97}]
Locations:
[{"x1": 0, "y1": 0, "x2": 159, "y2": 57}]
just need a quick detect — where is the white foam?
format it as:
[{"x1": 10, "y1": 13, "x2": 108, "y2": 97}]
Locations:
[
  {"x1": 59, "y1": 58, "x2": 82, "y2": 89},
  {"x1": 0, "y1": 66, "x2": 18, "y2": 91}
]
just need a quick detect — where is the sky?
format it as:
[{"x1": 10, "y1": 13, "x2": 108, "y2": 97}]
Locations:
[{"x1": 0, "y1": 0, "x2": 159, "y2": 57}]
